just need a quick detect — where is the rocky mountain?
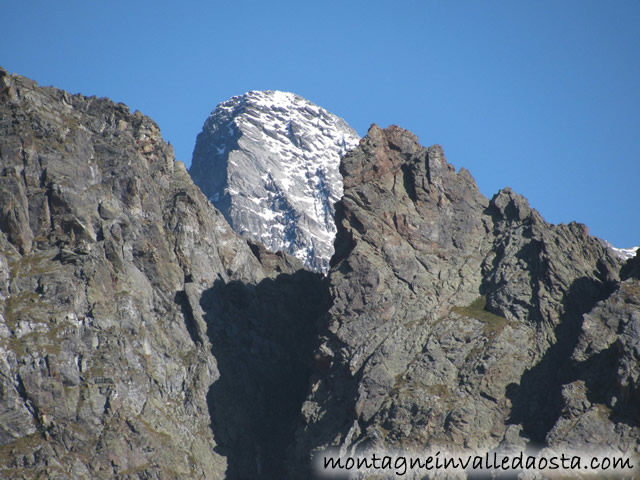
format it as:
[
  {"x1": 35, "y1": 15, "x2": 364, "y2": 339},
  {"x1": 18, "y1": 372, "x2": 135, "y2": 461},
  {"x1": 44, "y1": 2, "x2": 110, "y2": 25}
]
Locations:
[
  {"x1": 287, "y1": 125, "x2": 639, "y2": 477},
  {"x1": 189, "y1": 90, "x2": 360, "y2": 273},
  {"x1": 1, "y1": 69, "x2": 638, "y2": 479},
  {"x1": 0, "y1": 68, "x2": 323, "y2": 479}
]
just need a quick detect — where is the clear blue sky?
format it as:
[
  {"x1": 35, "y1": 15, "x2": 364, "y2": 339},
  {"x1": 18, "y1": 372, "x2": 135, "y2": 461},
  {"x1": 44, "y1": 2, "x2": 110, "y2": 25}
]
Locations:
[{"x1": 2, "y1": 0, "x2": 638, "y2": 247}]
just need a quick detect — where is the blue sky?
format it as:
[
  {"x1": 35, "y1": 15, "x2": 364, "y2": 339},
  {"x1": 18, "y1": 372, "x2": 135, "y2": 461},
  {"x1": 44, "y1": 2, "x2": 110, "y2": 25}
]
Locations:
[{"x1": 2, "y1": 1, "x2": 638, "y2": 247}]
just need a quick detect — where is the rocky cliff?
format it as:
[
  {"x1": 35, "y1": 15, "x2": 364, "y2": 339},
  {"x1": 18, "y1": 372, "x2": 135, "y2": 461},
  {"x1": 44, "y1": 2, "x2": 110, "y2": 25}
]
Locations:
[
  {"x1": 289, "y1": 125, "x2": 639, "y2": 476},
  {"x1": 1, "y1": 70, "x2": 638, "y2": 480},
  {"x1": 0, "y1": 68, "x2": 324, "y2": 479},
  {"x1": 189, "y1": 91, "x2": 359, "y2": 273}
]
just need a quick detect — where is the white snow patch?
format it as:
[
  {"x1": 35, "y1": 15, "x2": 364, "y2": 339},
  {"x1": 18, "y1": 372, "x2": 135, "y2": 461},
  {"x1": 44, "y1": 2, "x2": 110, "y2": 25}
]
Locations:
[{"x1": 610, "y1": 245, "x2": 639, "y2": 260}]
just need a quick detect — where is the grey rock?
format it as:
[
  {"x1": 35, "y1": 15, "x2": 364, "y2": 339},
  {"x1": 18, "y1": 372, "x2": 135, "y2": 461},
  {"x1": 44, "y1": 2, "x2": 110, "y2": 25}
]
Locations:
[
  {"x1": 0, "y1": 68, "x2": 321, "y2": 479},
  {"x1": 289, "y1": 125, "x2": 634, "y2": 477}
]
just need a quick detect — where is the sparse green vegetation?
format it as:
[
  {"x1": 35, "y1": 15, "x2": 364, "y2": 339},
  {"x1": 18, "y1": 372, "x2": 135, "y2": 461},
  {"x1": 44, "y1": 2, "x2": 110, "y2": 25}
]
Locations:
[
  {"x1": 3, "y1": 291, "x2": 44, "y2": 327},
  {"x1": 621, "y1": 282, "x2": 640, "y2": 297},
  {"x1": 9, "y1": 250, "x2": 59, "y2": 278},
  {"x1": 4, "y1": 332, "x2": 61, "y2": 359},
  {"x1": 452, "y1": 296, "x2": 512, "y2": 338},
  {"x1": 1, "y1": 285, "x2": 62, "y2": 358},
  {"x1": 424, "y1": 383, "x2": 451, "y2": 398},
  {"x1": 0, "y1": 432, "x2": 46, "y2": 465}
]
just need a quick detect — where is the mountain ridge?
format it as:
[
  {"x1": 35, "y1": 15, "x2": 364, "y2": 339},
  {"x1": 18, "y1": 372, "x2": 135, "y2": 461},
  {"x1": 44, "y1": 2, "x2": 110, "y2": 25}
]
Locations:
[{"x1": 0, "y1": 69, "x2": 638, "y2": 479}]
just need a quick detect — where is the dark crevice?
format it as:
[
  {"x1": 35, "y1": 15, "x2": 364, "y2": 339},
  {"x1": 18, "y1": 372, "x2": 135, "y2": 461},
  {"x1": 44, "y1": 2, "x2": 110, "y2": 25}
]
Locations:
[
  {"x1": 174, "y1": 290, "x2": 202, "y2": 346},
  {"x1": 424, "y1": 150, "x2": 433, "y2": 185},
  {"x1": 247, "y1": 241, "x2": 262, "y2": 261},
  {"x1": 400, "y1": 164, "x2": 417, "y2": 203},
  {"x1": 330, "y1": 201, "x2": 356, "y2": 269},
  {"x1": 15, "y1": 374, "x2": 43, "y2": 432}
]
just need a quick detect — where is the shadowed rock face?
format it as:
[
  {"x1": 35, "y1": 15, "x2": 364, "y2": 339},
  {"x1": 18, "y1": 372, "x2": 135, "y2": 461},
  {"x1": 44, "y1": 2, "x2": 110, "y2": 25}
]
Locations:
[
  {"x1": 1, "y1": 69, "x2": 638, "y2": 480},
  {"x1": 289, "y1": 125, "x2": 637, "y2": 477}
]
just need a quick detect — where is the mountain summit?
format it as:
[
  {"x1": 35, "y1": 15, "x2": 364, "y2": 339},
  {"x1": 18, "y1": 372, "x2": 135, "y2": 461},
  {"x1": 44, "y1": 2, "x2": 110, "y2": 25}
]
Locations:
[{"x1": 189, "y1": 90, "x2": 360, "y2": 273}]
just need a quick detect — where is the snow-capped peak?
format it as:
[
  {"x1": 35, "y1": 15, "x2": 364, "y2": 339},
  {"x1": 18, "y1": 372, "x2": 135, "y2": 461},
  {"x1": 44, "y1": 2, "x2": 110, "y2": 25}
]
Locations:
[{"x1": 189, "y1": 90, "x2": 360, "y2": 273}]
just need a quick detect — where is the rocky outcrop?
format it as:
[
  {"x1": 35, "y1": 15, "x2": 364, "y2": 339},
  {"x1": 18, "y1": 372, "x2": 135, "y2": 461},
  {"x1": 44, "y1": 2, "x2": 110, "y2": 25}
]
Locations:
[
  {"x1": 0, "y1": 68, "x2": 324, "y2": 479},
  {"x1": 556, "y1": 249, "x2": 640, "y2": 452},
  {"x1": 289, "y1": 125, "x2": 636, "y2": 476},
  {"x1": 189, "y1": 91, "x2": 360, "y2": 273}
]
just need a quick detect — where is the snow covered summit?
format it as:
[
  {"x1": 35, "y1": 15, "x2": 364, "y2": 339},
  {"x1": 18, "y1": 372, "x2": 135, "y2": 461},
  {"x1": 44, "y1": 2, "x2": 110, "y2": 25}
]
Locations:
[{"x1": 189, "y1": 90, "x2": 360, "y2": 273}]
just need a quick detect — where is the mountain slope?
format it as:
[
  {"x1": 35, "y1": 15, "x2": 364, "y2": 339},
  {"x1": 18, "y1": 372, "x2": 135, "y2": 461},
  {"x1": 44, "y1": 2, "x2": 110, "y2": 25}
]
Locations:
[
  {"x1": 189, "y1": 90, "x2": 360, "y2": 273},
  {"x1": 289, "y1": 125, "x2": 639, "y2": 476},
  {"x1": 0, "y1": 68, "x2": 324, "y2": 479}
]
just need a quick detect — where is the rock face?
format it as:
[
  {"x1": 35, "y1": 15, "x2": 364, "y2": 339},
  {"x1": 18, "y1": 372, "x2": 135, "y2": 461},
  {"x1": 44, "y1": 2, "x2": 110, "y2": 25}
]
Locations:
[
  {"x1": 0, "y1": 68, "x2": 324, "y2": 479},
  {"x1": 1, "y1": 69, "x2": 638, "y2": 480},
  {"x1": 189, "y1": 90, "x2": 360, "y2": 273},
  {"x1": 289, "y1": 125, "x2": 638, "y2": 476}
]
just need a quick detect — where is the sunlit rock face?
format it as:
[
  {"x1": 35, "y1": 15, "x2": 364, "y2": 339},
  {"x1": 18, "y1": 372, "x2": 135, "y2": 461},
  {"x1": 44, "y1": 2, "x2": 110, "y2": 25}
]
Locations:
[{"x1": 190, "y1": 90, "x2": 359, "y2": 273}]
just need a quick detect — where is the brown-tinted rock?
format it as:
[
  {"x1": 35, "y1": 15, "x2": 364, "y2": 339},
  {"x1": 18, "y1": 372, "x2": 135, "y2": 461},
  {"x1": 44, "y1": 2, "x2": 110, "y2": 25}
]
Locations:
[{"x1": 289, "y1": 124, "x2": 634, "y2": 477}]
